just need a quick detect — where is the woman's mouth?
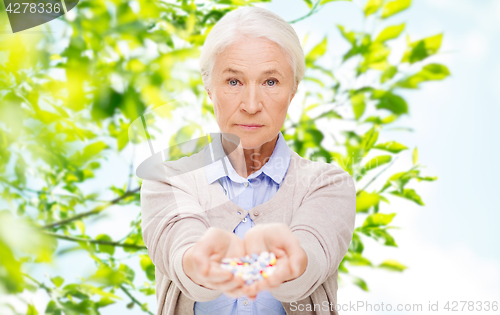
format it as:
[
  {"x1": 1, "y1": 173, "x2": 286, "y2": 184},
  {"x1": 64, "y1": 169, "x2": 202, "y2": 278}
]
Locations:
[{"x1": 237, "y1": 124, "x2": 263, "y2": 131}]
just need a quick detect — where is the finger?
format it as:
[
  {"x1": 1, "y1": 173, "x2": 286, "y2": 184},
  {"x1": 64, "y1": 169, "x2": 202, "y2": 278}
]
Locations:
[
  {"x1": 273, "y1": 247, "x2": 286, "y2": 259},
  {"x1": 248, "y1": 275, "x2": 277, "y2": 295},
  {"x1": 192, "y1": 244, "x2": 217, "y2": 278},
  {"x1": 199, "y1": 228, "x2": 235, "y2": 262},
  {"x1": 224, "y1": 283, "x2": 247, "y2": 298},
  {"x1": 278, "y1": 236, "x2": 305, "y2": 276},
  {"x1": 243, "y1": 228, "x2": 268, "y2": 256},
  {"x1": 242, "y1": 280, "x2": 259, "y2": 297},
  {"x1": 266, "y1": 254, "x2": 292, "y2": 287},
  {"x1": 225, "y1": 234, "x2": 246, "y2": 258},
  {"x1": 210, "y1": 277, "x2": 246, "y2": 292},
  {"x1": 205, "y1": 262, "x2": 235, "y2": 283},
  {"x1": 244, "y1": 240, "x2": 268, "y2": 260}
]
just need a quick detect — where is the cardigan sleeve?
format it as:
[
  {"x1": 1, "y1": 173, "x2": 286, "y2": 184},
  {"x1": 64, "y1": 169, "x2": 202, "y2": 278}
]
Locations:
[
  {"x1": 268, "y1": 166, "x2": 356, "y2": 302},
  {"x1": 140, "y1": 164, "x2": 224, "y2": 302}
]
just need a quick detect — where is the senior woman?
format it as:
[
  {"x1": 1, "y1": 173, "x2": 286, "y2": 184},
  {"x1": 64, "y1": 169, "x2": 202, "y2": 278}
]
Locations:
[{"x1": 140, "y1": 6, "x2": 356, "y2": 315}]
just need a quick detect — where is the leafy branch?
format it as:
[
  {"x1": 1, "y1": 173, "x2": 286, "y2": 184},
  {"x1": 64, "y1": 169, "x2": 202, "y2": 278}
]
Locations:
[
  {"x1": 42, "y1": 187, "x2": 140, "y2": 229},
  {"x1": 357, "y1": 155, "x2": 399, "y2": 196},
  {"x1": 287, "y1": 0, "x2": 323, "y2": 24},
  {"x1": 120, "y1": 285, "x2": 154, "y2": 315},
  {"x1": 43, "y1": 231, "x2": 147, "y2": 250}
]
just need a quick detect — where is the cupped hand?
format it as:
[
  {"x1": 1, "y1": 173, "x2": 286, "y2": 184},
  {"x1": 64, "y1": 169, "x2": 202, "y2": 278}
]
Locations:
[
  {"x1": 225, "y1": 223, "x2": 308, "y2": 301},
  {"x1": 182, "y1": 227, "x2": 247, "y2": 293}
]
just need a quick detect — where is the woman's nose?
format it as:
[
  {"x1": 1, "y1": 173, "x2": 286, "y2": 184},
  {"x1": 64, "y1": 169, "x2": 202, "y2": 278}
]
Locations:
[{"x1": 240, "y1": 84, "x2": 263, "y2": 114}]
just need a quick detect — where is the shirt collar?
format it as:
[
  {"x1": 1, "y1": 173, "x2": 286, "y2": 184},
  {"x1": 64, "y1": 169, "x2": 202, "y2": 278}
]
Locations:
[{"x1": 204, "y1": 131, "x2": 291, "y2": 185}]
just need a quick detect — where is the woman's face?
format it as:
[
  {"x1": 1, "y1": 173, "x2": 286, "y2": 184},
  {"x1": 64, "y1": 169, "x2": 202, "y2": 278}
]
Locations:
[{"x1": 207, "y1": 36, "x2": 297, "y2": 150}]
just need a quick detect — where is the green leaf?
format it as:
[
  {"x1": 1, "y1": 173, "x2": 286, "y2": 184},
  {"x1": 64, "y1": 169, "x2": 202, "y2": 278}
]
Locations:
[
  {"x1": 372, "y1": 91, "x2": 408, "y2": 115},
  {"x1": 119, "y1": 263, "x2": 135, "y2": 283},
  {"x1": 382, "y1": 170, "x2": 419, "y2": 191},
  {"x1": 35, "y1": 109, "x2": 60, "y2": 125},
  {"x1": 351, "y1": 92, "x2": 366, "y2": 120},
  {"x1": 359, "y1": 226, "x2": 398, "y2": 246},
  {"x1": 378, "y1": 259, "x2": 407, "y2": 271},
  {"x1": 45, "y1": 300, "x2": 62, "y2": 315},
  {"x1": 303, "y1": 128, "x2": 324, "y2": 146},
  {"x1": 303, "y1": 76, "x2": 325, "y2": 87},
  {"x1": 338, "y1": 259, "x2": 349, "y2": 273},
  {"x1": 390, "y1": 188, "x2": 425, "y2": 205},
  {"x1": 14, "y1": 155, "x2": 27, "y2": 186},
  {"x1": 88, "y1": 265, "x2": 125, "y2": 286},
  {"x1": 320, "y1": 0, "x2": 352, "y2": 4},
  {"x1": 337, "y1": 25, "x2": 356, "y2": 45},
  {"x1": 306, "y1": 37, "x2": 328, "y2": 66},
  {"x1": 95, "y1": 234, "x2": 115, "y2": 255},
  {"x1": 316, "y1": 109, "x2": 343, "y2": 120},
  {"x1": 345, "y1": 252, "x2": 372, "y2": 266},
  {"x1": 364, "y1": 155, "x2": 392, "y2": 171},
  {"x1": 27, "y1": 303, "x2": 39, "y2": 315},
  {"x1": 379, "y1": 195, "x2": 390, "y2": 204},
  {"x1": 96, "y1": 297, "x2": 116, "y2": 308},
  {"x1": 356, "y1": 191, "x2": 380, "y2": 212},
  {"x1": 374, "y1": 141, "x2": 408, "y2": 153},
  {"x1": 375, "y1": 23, "x2": 405, "y2": 43},
  {"x1": 310, "y1": 64, "x2": 336, "y2": 79},
  {"x1": 75, "y1": 220, "x2": 85, "y2": 235},
  {"x1": 139, "y1": 282, "x2": 156, "y2": 296},
  {"x1": 381, "y1": 0, "x2": 412, "y2": 19},
  {"x1": 395, "y1": 63, "x2": 450, "y2": 88},
  {"x1": 361, "y1": 126, "x2": 379, "y2": 154},
  {"x1": 416, "y1": 175, "x2": 437, "y2": 181},
  {"x1": 353, "y1": 276, "x2": 369, "y2": 291},
  {"x1": 92, "y1": 88, "x2": 122, "y2": 120},
  {"x1": 412, "y1": 147, "x2": 418, "y2": 165},
  {"x1": 79, "y1": 141, "x2": 108, "y2": 165},
  {"x1": 349, "y1": 232, "x2": 364, "y2": 253},
  {"x1": 51, "y1": 276, "x2": 64, "y2": 288},
  {"x1": 364, "y1": 0, "x2": 383, "y2": 16},
  {"x1": 140, "y1": 254, "x2": 156, "y2": 281},
  {"x1": 364, "y1": 114, "x2": 398, "y2": 125},
  {"x1": 120, "y1": 86, "x2": 146, "y2": 120},
  {"x1": 402, "y1": 33, "x2": 443, "y2": 64},
  {"x1": 360, "y1": 42, "x2": 391, "y2": 72},
  {"x1": 362, "y1": 213, "x2": 396, "y2": 228},
  {"x1": 123, "y1": 232, "x2": 145, "y2": 253},
  {"x1": 381, "y1": 65, "x2": 398, "y2": 83},
  {"x1": 302, "y1": 0, "x2": 313, "y2": 9}
]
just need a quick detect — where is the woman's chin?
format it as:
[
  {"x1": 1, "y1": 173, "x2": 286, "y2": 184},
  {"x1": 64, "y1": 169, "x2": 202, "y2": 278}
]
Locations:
[{"x1": 239, "y1": 137, "x2": 275, "y2": 150}]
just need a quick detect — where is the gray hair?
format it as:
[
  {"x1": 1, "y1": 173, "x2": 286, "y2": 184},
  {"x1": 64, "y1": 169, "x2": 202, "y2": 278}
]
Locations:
[{"x1": 199, "y1": 6, "x2": 305, "y2": 94}]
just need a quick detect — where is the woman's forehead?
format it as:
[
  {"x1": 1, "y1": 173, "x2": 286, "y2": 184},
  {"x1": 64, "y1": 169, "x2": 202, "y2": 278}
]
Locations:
[
  {"x1": 221, "y1": 67, "x2": 285, "y2": 78},
  {"x1": 214, "y1": 39, "x2": 292, "y2": 75}
]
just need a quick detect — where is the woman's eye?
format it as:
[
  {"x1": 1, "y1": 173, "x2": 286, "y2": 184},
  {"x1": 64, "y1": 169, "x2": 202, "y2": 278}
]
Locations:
[
  {"x1": 229, "y1": 79, "x2": 238, "y2": 86},
  {"x1": 266, "y1": 79, "x2": 277, "y2": 86}
]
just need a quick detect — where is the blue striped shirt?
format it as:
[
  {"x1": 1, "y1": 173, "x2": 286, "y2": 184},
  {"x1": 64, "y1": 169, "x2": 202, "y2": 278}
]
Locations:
[{"x1": 194, "y1": 131, "x2": 290, "y2": 315}]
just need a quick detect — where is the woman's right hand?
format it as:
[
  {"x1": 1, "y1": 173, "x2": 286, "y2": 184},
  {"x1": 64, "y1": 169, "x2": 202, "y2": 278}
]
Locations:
[{"x1": 182, "y1": 227, "x2": 247, "y2": 293}]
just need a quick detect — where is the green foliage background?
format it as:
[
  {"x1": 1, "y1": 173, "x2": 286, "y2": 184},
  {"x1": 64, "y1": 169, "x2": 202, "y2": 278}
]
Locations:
[{"x1": 0, "y1": 0, "x2": 448, "y2": 313}]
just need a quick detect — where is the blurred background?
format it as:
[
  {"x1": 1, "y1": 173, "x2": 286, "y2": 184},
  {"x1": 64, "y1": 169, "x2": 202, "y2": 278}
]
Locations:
[{"x1": 0, "y1": 0, "x2": 499, "y2": 314}]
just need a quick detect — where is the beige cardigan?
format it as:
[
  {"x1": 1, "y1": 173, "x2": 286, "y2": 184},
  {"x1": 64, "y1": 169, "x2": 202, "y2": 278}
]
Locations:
[{"x1": 140, "y1": 147, "x2": 356, "y2": 315}]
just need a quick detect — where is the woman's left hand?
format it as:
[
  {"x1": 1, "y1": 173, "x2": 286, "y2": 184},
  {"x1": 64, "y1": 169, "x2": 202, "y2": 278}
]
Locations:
[{"x1": 224, "y1": 223, "x2": 308, "y2": 300}]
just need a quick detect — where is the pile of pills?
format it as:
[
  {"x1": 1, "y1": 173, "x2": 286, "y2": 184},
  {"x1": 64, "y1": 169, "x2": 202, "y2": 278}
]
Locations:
[{"x1": 220, "y1": 251, "x2": 277, "y2": 285}]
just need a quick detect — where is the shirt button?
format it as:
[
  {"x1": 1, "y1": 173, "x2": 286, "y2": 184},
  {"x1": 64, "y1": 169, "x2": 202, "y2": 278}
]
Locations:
[
  {"x1": 254, "y1": 211, "x2": 259, "y2": 216},
  {"x1": 243, "y1": 299, "x2": 249, "y2": 305},
  {"x1": 244, "y1": 181, "x2": 249, "y2": 187}
]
